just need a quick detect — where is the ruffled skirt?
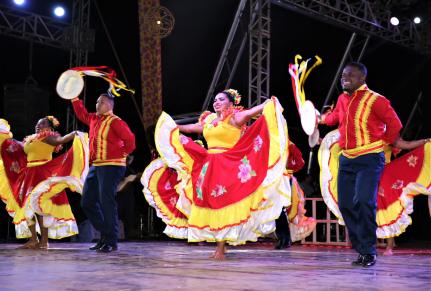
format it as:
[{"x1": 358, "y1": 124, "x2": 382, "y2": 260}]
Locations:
[
  {"x1": 318, "y1": 129, "x2": 431, "y2": 238},
  {"x1": 0, "y1": 132, "x2": 89, "y2": 238},
  {"x1": 142, "y1": 98, "x2": 292, "y2": 245}
]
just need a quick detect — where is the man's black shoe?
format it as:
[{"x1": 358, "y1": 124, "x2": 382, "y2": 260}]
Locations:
[
  {"x1": 97, "y1": 244, "x2": 118, "y2": 253},
  {"x1": 89, "y1": 239, "x2": 105, "y2": 251},
  {"x1": 362, "y1": 254, "x2": 377, "y2": 267},
  {"x1": 351, "y1": 254, "x2": 364, "y2": 266},
  {"x1": 275, "y1": 236, "x2": 292, "y2": 250}
]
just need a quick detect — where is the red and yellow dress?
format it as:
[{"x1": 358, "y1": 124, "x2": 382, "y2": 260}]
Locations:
[
  {"x1": 319, "y1": 129, "x2": 431, "y2": 238},
  {"x1": 0, "y1": 126, "x2": 89, "y2": 239},
  {"x1": 142, "y1": 98, "x2": 291, "y2": 245}
]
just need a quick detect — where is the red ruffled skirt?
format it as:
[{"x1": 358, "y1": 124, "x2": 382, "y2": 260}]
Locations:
[
  {"x1": 142, "y1": 98, "x2": 294, "y2": 245},
  {"x1": 0, "y1": 133, "x2": 89, "y2": 238},
  {"x1": 319, "y1": 129, "x2": 431, "y2": 238}
]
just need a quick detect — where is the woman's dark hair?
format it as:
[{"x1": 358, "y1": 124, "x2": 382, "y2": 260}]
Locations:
[{"x1": 222, "y1": 90, "x2": 235, "y2": 103}]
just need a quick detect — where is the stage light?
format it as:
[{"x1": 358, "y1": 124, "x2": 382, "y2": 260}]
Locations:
[
  {"x1": 413, "y1": 17, "x2": 421, "y2": 24},
  {"x1": 13, "y1": 0, "x2": 26, "y2": 5},
  {"x1": 390, "y1": 17, "x2": 399, "y2": 26},
  {"x1": 53, "y1": 6, "x2": 65, "y2": 17}
]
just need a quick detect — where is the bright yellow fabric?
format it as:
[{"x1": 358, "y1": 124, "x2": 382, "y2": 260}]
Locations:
[
  {"x1": 416, "y1": 142, "x2": 431, "y2": 186},
  {"x1": 203, "y1": 115, "x2": 241, "y2": 153},
  {"x1": 342, "y1": 139, "x2": 384, "y2": 158},
  {"x1": 24, "y1": 140, "x2": 55, "y2": 166},
  {"x1": 188, "y1": 186, "x2": 265, "y2": 230},
  {"x1": 263, "y1": 101, "x2": 286, "y2": 168}
]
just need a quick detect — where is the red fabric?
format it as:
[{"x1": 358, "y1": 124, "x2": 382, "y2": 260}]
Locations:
[
  {"x1": 378, "y1": 145, "x2": 427, "y2": 210},
  {"x1": 71, "y1": 99, "x2": 135, "y2": 163},
  {"x1": 323, "y1": 85, "x2": 402, "y2": 149},
  {"x1": 1, "y1": 139, "x2": 73, "y2": 207},
  {"x1": 71, "y1": 66, "x2": 117, "y2": 79},
  {"x1": 182, "y1": 116, "x2": 270, "y2": 209},
  {"x1": 288, "y1": 142, "x2": 304, "y2": 173},
  {"x1": 156, "y1": 168, "x2": 187, "y2": 219}
]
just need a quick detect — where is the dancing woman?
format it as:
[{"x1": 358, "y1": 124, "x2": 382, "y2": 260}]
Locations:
[
  {"x1": 0, "y1": 117, "x2": 88, "y2": 249},
  {"x1": 142, "y1": 89, "x2": 291, "y2": 259}
]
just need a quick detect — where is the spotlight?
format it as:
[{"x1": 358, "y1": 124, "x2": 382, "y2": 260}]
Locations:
[
  {"x1": 53, "y1": 6, "x2": 66, "y2": 17},
  {"x1": 413, "y1": 17, "x2": 421, "y2": 24},
  {"x1": 390, "y1": 17, "x2": 399, "y2": 26},
  {"x1": 13, "y1": 0, "x2": 25, "y2": 5}
]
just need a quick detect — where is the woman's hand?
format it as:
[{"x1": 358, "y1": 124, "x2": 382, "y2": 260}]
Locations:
[{"x1": 392, "y1": 137, "x2": 431, "y2": 151}]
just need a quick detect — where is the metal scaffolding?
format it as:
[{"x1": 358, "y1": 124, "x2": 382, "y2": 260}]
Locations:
[
  {"x1": 0, "y1": 2, "x2": 94, "y2": 54},
  {"x1": 67, "y1": 0, "x2": 93, "y2": 131},
  {"x1": 201, "y1": 0, "x2": 249, "y2": 112},
  {"x1": 248, "y1": 0, "x2": 271, "y2": 108},
  {"x1": 69, "y1": 0, "x2": 93, "y2": 69},
  {"x1": 174, "y1": 0, "x2": 271, "y2": 123},
  {"x1": 0, "y1": 1, "x2": 94, "y2": 132},
  {"x1": 272, "y1": 0, "x2": 430, "y2": 53},
  {"x1": 175, "y1": 0, "x2": 430, "y2": 123},
  {"x1": 0, "y1": 4, "x2": 72, "y2": 49}
]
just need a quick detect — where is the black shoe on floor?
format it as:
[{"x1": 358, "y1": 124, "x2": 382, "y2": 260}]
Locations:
[
  {"x1": 362, "y1": 254, "x2": 377, "y2": 267},
  {"x1": 97, "y1": 244, "x2": 118, "y2": 253},
  {"x1": 275, "y1": 236, "x2": 292, "y2": 250},
  {"x1": 351, "y1": 254, "x2": 364, "y2": 266},
  {"x1": 89, "y1": 239, "x2": 105, "y2": 251}
]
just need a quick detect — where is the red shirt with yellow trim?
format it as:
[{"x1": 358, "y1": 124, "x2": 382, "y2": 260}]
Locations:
[
  {"x1": 322, "y1": 84, "x2": 402, "y2": 158},
  {"x1": 72, "y1": 99, "x2": 136, "y2": 166}
]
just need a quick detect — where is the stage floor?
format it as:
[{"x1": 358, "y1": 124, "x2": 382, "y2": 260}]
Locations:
[{"x1": 0, "y1": 242, "x2": 430, "y2": 290}]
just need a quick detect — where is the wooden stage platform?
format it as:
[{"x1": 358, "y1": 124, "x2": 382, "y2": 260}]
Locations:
[{"x1": 0, "y1": 241, "x2": 430, "y2": 290}]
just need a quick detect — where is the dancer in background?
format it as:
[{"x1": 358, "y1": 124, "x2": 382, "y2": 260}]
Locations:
[
  {"x1": 275, "y1": 141, "x2": 316, "y2": 249},
  {"x1": 0, "y1": 117, "x2": 88, "y2": 249},
  {"x1": 142, "y1": 89, "x2": 290, "y2": 260}
]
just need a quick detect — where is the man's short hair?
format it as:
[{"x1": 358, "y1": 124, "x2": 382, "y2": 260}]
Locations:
[
  {"x1": 100, "y1": 93, "x2": 115, "y2": 107},
  {"x1": 346, "y1": 62, "x2": 367, "y2": 76}
]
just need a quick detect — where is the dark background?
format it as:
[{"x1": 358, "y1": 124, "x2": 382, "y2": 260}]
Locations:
[{"x1": 0, "y1": 0, "x2": 430, "y2": 242}]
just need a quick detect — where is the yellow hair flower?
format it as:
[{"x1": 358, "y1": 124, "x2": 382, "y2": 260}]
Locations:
[{"x1": 46, "y1": 116, "x2": 60, "y2": 128}]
